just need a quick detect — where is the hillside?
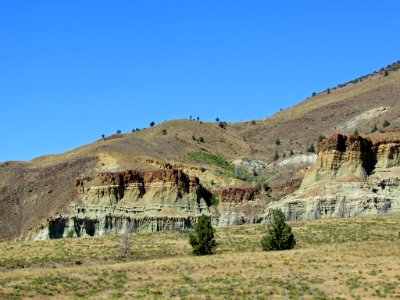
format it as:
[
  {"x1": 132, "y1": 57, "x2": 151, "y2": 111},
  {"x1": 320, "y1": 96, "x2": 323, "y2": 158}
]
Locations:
[
  {"x1": 0, "y1": 213, "x2": 399, "y2": 299},
  {"x1": 1, "y1": 61, "x2": 400, "y2": 240}
]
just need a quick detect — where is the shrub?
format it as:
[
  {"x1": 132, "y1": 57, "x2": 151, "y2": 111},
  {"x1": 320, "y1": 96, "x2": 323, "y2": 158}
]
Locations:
[
  {"x1": 275, "y1": 138, "x2": 281, "y2": 146},
  {"x1": 161, "y1": 129, "x2": 167, "y2": 135},
  {"x1": 150, "y1": 121, "x2": 155, "y2": 127},
  {"x1": 371, "y1": 124, "x2": 378, "y2": 133},
  {"x1": 274, "y1": 151, "x2": 279, "y2": 161},
  {"x1": 192, "y1": 134, "x2": 196, "y2": 141},
  {"x1": 215, "y1": 117, "x2": 220, "y2": 122},
  {"x1": 197, "y1": 136, "x2": 204, "y2": 143},
  {"x1": 318, "y1": 135, "x2": 326, "y2": 142},
  {"x1": 210, "y1": 195, "x2": 219, "y2": 206},
  {"x1": 251, "y1": 120, "x2": 256, "y2": 125},
  {"x1": 65, "y1": 229, "x2": 74, "y2": 238},
  {"x1": 307, "y1": 144, "x2": 315, "y2": 153},
  {"x1": 189, "y1": 215, "x2": 216, "y2": 255},
  {"x1": 218, "y1": 121, "x2": 227, "y2": 129},
  {"x1": 353, "y1": 129, "x2": 359, "y2": 136},
  {"x1": 116, "y1": 130, "x2": 122, "y2": 134},
  {"x1": 383, "y1": 120, "x2": 390, "y2": 128},
  {"x1": 261, "y1": 209, "x2": 296, "y2": 251}
]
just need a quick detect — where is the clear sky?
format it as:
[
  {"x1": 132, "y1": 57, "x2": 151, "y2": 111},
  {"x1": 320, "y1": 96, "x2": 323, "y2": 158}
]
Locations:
[{"x1": 1, "y1": 1, "x2": 399, "y2": 162}]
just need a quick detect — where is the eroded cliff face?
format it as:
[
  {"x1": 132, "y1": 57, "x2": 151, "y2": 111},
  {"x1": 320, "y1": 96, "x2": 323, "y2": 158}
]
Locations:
[
  {"x1": 301, "y1": 134, "x2": 374, "y2": 187},
  {"x1": 32, "y1": 169, "x2": 213, "y2": 239},
  {"x1": 265, "y1": 134, "x2": 400, "y2": 220}
]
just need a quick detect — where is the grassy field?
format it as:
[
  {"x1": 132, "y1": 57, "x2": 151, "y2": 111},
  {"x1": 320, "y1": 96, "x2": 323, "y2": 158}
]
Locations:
[{"x1": 0, "y1": 213, "x2": 399, "y2": 299}]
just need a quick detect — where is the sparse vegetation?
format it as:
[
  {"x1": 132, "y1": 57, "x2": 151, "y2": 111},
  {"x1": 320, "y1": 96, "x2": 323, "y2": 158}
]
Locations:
[
  {"x1": 307, "y1": 143, "x2": 315, "y2": 153},
  {"x1": 161, "y1": 129, "x2": 167, "y2": 135},
  {"x1": 354, "y1": 129, "x2": 359, "y2": 136},
  {"x1": 261, "y1": 209, "x2": 296, "y2": 251},
  {"x1": 218, "y1": 121, "x2": 227, "y2": 129},
  {"x1": 383, "y1": 120, "x2": 391, "y2": 127},
  {"x1": 210, "y1": 194, "x2": 219, "y2": 206},
  {"x1": 65, "y1": 229, "x2": 74, "y2": 238},
  {"x1": 371, "y1": 124, "x2": 378, "y2": 133},
  {"x1": 318, "y1": 135, "x2": 326, "y2": 142},
  {"x1": 0, "y1": 214, "x2": 399, "y2": 298},
  {"x1": 186, "y1": 151, "x2": 234, "y2": 176},
  {"x1": 274, "y1": 151, "x2": 279, "y2": 161},
  {"x1": 275, "y1": 138, "x2": 281, "y2": 146},
  {"x1": 189, "y1": 215, "x2": 216, "y2": 255},
  {"x1": 251, "y1": 120, "x2": 256, "y2": 125}
]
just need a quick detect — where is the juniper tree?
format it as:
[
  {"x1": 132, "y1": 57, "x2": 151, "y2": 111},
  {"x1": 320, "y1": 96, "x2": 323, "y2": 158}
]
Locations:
[
  {"x1": 189, "y1": 215, "x2": 217, "y2": 255},
  {"x1": 261, "y1": 209, "x2": 296, "y2": 251}
]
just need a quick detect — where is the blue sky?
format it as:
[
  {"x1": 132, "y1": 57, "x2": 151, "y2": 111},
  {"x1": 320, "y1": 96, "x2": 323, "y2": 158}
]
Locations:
[{"x1": 1, "y1": 1, "x2": 399, "y2": 162}]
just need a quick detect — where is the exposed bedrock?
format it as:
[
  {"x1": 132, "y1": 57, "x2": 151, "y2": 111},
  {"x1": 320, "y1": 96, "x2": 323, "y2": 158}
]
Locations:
[
  {"x1": 34, "y1": 214, "x2": 198, "y2": 240},
  {"x1": 32, "y1": 169, "x2": 214, "y2": 239},
  {"x1": 265, "y1": 134, "x2": 400, "y2": 221}
]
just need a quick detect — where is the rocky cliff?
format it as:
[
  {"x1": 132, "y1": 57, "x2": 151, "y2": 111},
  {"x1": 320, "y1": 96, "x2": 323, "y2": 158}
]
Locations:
[
  {"x1": 265, "y1": 134, "x2": 400, "y2": 220},
  {"x1": 32, "y1": 169, "x2": 213, "y2": 239}
]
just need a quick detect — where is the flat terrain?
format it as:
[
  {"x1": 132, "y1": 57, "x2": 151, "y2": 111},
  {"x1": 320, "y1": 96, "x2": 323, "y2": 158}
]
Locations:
[{"x1": 0, "y1": 213, "x2": 399, "y2": 299}]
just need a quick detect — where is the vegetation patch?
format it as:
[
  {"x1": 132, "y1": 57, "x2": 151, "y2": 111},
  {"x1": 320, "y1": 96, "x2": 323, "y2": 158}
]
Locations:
[{"x1": 186, "y1": 151, "x2": 235, "y2": 176}]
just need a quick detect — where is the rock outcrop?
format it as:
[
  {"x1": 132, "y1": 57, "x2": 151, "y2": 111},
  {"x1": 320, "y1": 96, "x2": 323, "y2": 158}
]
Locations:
[
  {"x1": 33, "y1": 169, "x2": 213, "y2": 239},
  {"x1": 265, "y1": 134, "x2": 400, "y2": 220}
]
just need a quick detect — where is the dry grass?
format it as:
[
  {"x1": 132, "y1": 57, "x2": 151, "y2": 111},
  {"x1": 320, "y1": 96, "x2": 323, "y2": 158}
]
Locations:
[{"x1": 0, "y1": 213, "x2": 399, "y2": 299}]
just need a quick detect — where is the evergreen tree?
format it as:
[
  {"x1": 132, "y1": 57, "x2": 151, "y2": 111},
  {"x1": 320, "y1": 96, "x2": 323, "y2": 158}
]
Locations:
[
  {"x1": 189, "y1": 215, "x2": 217, "y2": 255},
  {"x1": 261, "y1": 209, "x2": 296, "y2": 251},
  {"x1": 274, "y1": 151, "x2": 279, "y2": 161}
]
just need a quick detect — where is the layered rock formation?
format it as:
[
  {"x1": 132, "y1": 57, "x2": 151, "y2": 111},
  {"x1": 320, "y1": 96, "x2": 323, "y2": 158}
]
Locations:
[
  {"x1": 33, "y1": 169, "x2": 213, "y2": 239},
  {"x1": 265, "y1": 134, "x2": 400, "y2": 220}
]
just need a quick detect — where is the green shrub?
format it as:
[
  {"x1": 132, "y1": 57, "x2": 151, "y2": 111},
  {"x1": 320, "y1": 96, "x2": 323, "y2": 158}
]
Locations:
[
  {"x1": 318, "y1": 135, "x2": 326, "y2": 142},
  {"x1": 261, "y1": 209, "x2": 296, "y2": 251},
  {"x1": 307, "y1": 144, "x2": 315, "y2": 153},
  {"x1": 275, "y1": 138, "x2": 281, "y2": 146},
  {"x1": 189, "y1": 215, "x2": 217, "y2": 255},
  {"x1": 353, "y1": 129, "x2": 359, "y2": 136},
  {"x1": 274, "y1": 151, "x2": 279, "y2": 161},
  {"x1": 218, "y1": 121, "x2": 227, "y2": 129},
  {"x1": 210, "y1": 195, "x2": 219, "y2": 206},
  {"x1": 383, "y1": 120, "x2": 390, "y2": 128},
  {"x1": 65, "y1": 229, "x2": 75, "y2": 238},
  {"x1": 186, "y1": 152, "x2": 234, "y2": 175},
  {"x1": 371, "y1": 124, "x2": 378, "y2": 133}
]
